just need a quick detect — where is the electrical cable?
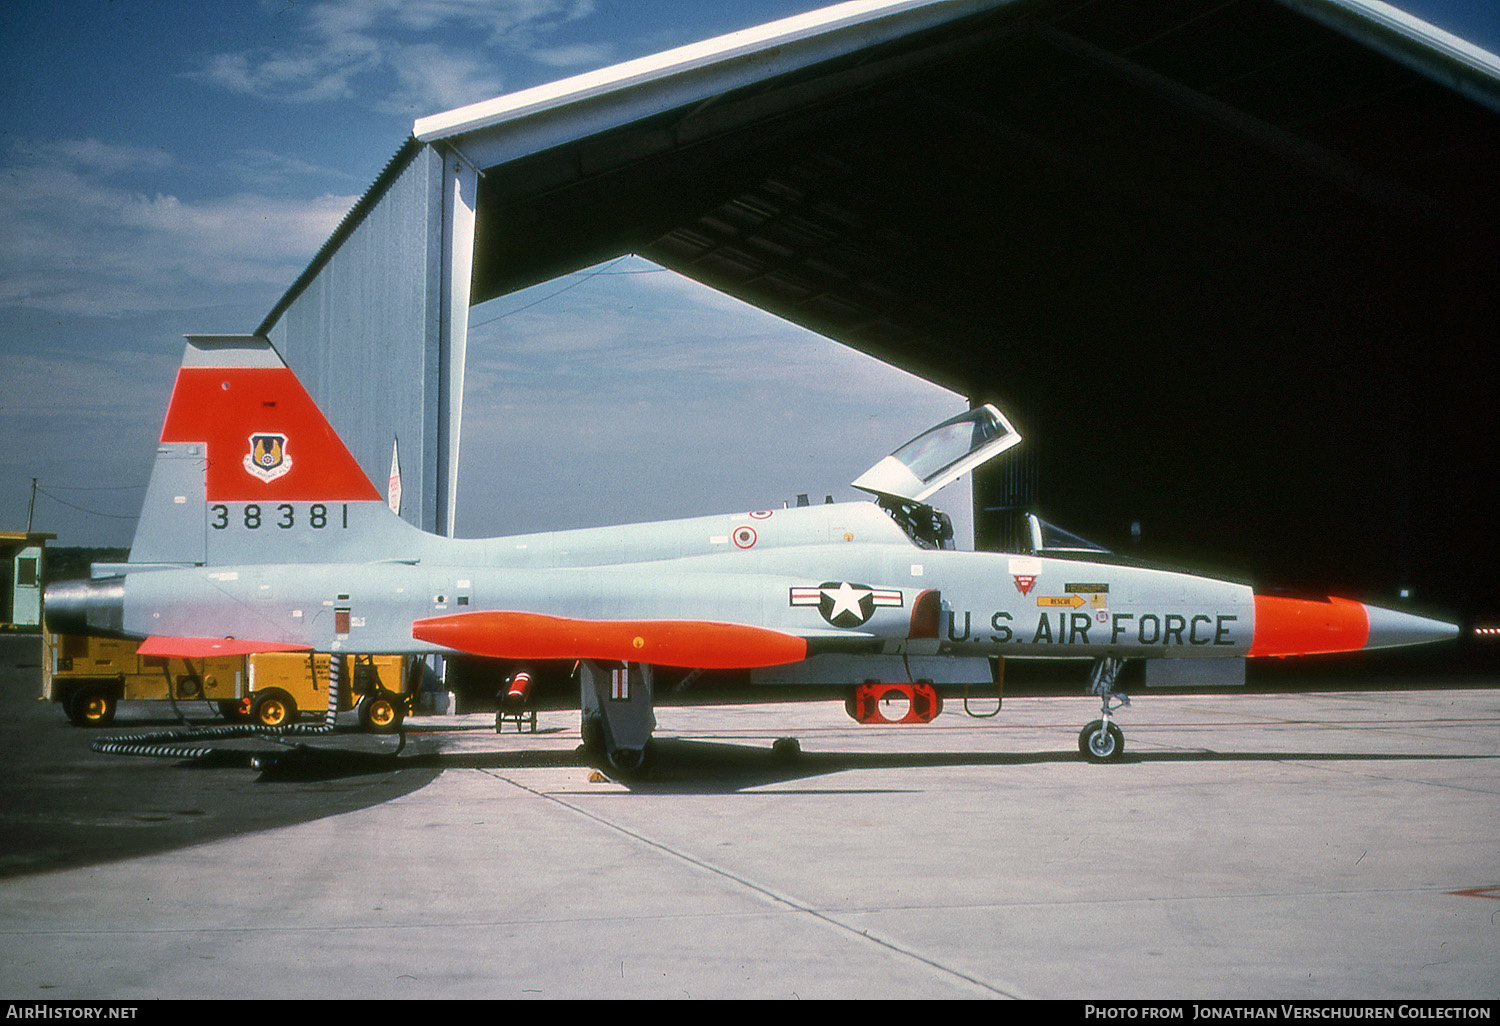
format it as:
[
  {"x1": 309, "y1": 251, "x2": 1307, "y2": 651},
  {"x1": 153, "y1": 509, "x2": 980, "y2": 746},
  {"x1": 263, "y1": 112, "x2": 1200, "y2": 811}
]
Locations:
[
  {"x1": 34, "y1": 486, "x2": 139, "y2": 520},
  {"x1": 88, "y1": 653, "x2": 405, "y2": 766}
]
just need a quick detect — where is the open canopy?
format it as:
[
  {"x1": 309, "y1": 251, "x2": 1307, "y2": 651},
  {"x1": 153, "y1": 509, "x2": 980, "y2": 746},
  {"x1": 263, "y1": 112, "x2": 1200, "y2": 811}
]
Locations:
[{"x1": 852, "y1": 404, "x2": 1021, "y2": 503}]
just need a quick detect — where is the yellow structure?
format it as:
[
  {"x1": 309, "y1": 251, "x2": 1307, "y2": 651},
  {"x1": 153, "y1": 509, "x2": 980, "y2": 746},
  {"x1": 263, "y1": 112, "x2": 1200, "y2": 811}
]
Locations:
[
  {"x1": 42, "y1": 634, "x2": 411, "y2": 732},
  {"x1": 43, "y1": 632, "x2": 244, "y2": 726},
  {"x1": 247, "y1": 651, "x2": 410, "y2": 732}
]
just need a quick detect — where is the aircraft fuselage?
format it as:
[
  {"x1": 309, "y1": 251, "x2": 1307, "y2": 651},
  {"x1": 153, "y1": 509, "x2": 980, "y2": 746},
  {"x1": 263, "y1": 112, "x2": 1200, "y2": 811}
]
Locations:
[{"x1": 72, "y1": 500, "x2": 1253, "y2": 665}]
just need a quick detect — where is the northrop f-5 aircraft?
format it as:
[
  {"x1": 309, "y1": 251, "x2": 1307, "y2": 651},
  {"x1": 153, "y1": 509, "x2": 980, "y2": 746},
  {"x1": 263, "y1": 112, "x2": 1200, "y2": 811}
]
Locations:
[{"x1": 46, "y1": 335, "x2": 1458, "y2": 770}]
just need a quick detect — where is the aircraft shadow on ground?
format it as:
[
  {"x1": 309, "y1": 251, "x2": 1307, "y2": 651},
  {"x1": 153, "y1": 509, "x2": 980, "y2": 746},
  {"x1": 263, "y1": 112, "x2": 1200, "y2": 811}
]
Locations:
[
  {"x1": 243, "y1": 734, "x2": 1496, "y2": 791},
  {"x1": 10, "y1": 733, "x2": 1485, "y2": 881}
]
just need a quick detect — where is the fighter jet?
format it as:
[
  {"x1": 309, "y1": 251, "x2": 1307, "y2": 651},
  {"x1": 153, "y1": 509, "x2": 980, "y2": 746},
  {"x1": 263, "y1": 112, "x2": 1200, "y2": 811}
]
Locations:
[{"x1": 45, "y1": 335, "x2": 1459, "y2": 770}]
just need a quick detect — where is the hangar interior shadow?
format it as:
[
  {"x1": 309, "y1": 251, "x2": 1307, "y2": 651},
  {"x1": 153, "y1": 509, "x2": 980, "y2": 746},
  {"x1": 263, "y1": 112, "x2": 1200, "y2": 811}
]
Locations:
[{"x1": 465, "y1": 0, "x2": 1499, "y2": 630}]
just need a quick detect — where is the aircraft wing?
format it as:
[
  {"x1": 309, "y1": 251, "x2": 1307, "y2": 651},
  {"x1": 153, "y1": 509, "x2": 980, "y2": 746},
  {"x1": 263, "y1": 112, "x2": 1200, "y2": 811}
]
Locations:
[
  {"x1": 411, "y1": 611, "x2": 812, "y2": 669},
  {"x1": 412, "y1": 586, "x2": 942, "y2": 669},
  {"x1": 136, "y1": 636, "x2": 314, "y2": 658}
]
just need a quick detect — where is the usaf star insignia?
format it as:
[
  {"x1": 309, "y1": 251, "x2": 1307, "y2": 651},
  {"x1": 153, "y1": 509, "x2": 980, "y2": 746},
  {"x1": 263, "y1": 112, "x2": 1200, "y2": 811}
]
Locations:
[{"x1": 790, "y1": 581, "x2": 903, "y2": 628}]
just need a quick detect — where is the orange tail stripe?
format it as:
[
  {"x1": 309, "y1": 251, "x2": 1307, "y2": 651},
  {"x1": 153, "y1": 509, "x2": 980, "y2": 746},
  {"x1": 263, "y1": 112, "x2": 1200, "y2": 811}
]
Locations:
[
  {"x1": 413, "y1": 610, "x2": 808, "y2": 669},
  {"x1": 161, "y1": 367, "x2": 381, "y2": 502},
  {"x1": 1248, "y1": 595, "x2": 1370, "y2": 657}
]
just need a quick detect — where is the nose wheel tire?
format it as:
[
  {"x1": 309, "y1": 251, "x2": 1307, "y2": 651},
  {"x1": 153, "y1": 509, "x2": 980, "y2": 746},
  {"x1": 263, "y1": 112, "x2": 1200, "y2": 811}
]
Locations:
[{"x1": 1079, "y1": 719, "x2": 1125, "y2": 763}]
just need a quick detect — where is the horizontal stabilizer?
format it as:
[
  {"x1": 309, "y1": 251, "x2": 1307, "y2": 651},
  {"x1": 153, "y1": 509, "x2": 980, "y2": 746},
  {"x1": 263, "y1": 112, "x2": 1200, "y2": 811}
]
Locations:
[
  {"x1": 412, "y1": 610, "x2": 808, "y2": 669},
  {"x1": 137, "y1": 636, "x2": 313, "y2": 659}
]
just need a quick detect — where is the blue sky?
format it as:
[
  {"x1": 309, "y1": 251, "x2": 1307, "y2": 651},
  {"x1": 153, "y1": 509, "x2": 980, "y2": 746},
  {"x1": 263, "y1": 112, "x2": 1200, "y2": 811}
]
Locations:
[{"x1": 2, "y1": 0, "x2": 1496, "y2": 547}]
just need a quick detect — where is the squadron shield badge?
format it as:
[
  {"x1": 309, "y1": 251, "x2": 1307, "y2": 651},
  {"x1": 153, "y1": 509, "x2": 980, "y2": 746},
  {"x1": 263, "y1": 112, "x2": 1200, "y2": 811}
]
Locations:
[{"x1": 244, "y1": 433, "x2": 293, "y2": 483}]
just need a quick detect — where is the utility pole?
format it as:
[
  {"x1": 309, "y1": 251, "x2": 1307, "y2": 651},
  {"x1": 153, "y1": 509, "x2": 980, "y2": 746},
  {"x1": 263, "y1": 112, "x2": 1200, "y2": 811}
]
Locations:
[{"x1": 26, "y1": 478, "x2": 37, "y2": 532}]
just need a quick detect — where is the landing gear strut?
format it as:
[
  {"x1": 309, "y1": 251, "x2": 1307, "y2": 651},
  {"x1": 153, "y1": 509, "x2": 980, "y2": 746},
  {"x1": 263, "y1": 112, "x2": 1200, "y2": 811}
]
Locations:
[
  {"x1": 579, "y1": 660, "x2": 656, "y2": 778},
  {"x1": 1079, "y1": 657, "x2": 1128, "y2": 763}
]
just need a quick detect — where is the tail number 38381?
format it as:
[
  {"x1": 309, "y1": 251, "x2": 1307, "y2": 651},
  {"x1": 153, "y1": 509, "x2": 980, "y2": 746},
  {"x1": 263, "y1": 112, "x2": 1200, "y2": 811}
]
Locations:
[{"x1": 209, "y1": 503, "x2": 348, "y2": 530}]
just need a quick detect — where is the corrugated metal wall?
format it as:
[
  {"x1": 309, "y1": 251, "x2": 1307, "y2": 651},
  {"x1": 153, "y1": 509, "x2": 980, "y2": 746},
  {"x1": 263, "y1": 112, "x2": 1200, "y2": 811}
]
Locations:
[{"x1": 262, "y1": 146, "x2": 449, "y2": 534}]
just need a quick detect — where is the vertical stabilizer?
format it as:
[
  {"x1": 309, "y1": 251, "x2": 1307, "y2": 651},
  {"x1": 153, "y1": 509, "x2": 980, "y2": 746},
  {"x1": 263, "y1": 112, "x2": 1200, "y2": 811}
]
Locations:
[
  {"x1": 130, "y1": 335, "x2": 409, "y2": 566},
  {"x1": 162, "y1": 335, "x2": 380, "y2": 504},
  {"x1": 129, "y1": 441, "x2": 210, "y2": 564}
]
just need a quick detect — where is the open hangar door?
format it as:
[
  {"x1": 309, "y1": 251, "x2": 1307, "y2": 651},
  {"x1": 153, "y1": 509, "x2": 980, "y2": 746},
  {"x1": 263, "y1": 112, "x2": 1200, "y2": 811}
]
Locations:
[
  {"x1": 433, "y1": 0, "x2": 1499, "y2": 637},
  {"x1": 262, "y1": 0, "x2": 1499, "y2": 657}
]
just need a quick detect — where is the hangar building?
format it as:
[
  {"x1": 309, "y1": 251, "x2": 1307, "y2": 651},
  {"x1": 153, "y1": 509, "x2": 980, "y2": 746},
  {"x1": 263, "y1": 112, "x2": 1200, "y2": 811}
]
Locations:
[{"x1": 254, "y1": 0, "x2": 1500, "y2": 631}]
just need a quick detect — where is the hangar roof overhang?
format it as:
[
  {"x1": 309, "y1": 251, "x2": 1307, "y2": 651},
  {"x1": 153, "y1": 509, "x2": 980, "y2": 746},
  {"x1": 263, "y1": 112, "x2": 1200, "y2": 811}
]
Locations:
[{"x1": 381, "y1": 0, "x2": 1500, "y2": 400}]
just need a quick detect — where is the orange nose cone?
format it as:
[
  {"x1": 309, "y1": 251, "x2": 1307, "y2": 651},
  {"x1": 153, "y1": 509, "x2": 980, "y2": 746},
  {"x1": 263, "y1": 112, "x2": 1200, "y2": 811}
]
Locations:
[{"x1": 1248, "y1": 595, "x2": 1370, "y2": 657}]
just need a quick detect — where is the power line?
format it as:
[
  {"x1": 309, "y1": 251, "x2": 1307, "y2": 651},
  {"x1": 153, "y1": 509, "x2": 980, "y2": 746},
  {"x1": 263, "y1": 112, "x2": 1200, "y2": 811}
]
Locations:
[
  {"x1": 469, "y1": 257, "x2": 663, "y2": 330},
  {"x1": 34, "y1": 486, "x2": 139, "y2": 521}
]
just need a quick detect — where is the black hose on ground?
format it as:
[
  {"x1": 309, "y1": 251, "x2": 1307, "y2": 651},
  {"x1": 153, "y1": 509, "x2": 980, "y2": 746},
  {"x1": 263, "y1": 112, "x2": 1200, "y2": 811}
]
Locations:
[{"x1": 90, "y1": 652, "x2": 358, "y2": 762}]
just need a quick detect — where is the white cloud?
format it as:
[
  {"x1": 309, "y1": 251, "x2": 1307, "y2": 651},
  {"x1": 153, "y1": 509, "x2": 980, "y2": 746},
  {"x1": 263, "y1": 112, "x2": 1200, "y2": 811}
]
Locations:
[
  {"x1": 190, "y1": 0, "x2": 609, "y2": 115},
  {"x1": 379, "y1": 43, "x2": 508, "y2": 116},
  {"x1": 0, "y1": 146, "x2": 355, "y2": 318},
  {"x1": 528, "y1": 42, "x2": 617, "y2": 69},
  {"x1": 193, "y1": 48, "x2": 378, "y2": 104},
  {"x1": 17, "y1": 138, "x2": 175, "y2": 175},
  {"x1": 221, "y1": 149, "x2": 364, "y2": 189}
]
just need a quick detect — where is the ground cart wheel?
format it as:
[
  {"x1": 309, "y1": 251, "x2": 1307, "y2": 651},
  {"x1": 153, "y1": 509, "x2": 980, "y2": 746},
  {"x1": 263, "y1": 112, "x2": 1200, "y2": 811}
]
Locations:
[
  {"x1": 251, "y1": 689, "x2": 297, "y2": 728},
  {"x1": 357, "y1": 692, "x2": 405, "y2": 734},
  {"x1": 66, "y1": 684, "x2": 117, "y2": 727}
]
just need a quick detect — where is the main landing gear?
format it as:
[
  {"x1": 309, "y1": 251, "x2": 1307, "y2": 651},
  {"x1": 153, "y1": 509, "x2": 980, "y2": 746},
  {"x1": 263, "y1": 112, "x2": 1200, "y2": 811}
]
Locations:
[
  {"x1": 578, "y1": 660, "x2": 656, "y2": 778},
  {"x1": 1079, "y1": 656, "x2": 1128, "y2": 763}
]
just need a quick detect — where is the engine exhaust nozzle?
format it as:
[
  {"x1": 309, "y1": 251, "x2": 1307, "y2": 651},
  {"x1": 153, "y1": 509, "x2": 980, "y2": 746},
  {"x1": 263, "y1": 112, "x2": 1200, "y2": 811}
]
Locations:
[{"x1": 43, "y1": 578, "x2": 127, "y2": 637}]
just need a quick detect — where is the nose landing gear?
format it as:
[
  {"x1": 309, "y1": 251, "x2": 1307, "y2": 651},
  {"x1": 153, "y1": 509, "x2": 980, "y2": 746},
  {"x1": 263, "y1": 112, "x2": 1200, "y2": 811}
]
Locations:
[
  {"x1": 1079, "y1": 717, "x2": 1124, "y2": 762},
  {"x1": 1080, "y1": 657, "x2": 1128, "y2": 763}
]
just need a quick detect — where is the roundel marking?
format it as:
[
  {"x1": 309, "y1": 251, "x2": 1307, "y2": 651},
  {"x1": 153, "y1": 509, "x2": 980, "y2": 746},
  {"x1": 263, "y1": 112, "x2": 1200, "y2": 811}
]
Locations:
[
  {"x1": 733, "y1": 526, "x2": 758, "y2": 549},
  {"x1": 748, "y1": 510, "x2": 774, "y2": 520}
]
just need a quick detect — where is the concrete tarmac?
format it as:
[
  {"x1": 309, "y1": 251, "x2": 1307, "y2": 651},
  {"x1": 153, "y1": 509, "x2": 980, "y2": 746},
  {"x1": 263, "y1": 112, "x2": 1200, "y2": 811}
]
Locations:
[{"x1": 1, "y1": 636, "x2": 1497, "y2": 1000}]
